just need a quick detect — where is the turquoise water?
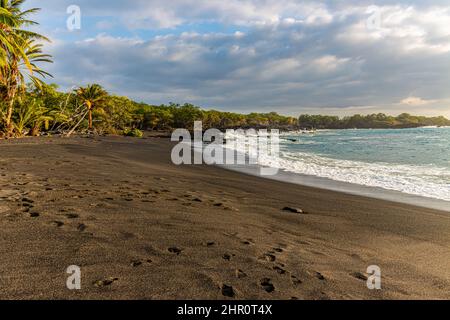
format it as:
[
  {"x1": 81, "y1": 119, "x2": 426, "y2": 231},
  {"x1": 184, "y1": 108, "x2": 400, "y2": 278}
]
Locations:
[{"x1": 277, "y1": 127, "x2": 450, "y2": 202}]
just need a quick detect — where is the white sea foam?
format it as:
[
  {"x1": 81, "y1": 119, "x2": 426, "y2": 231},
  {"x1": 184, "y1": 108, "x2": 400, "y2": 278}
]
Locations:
[{"x1": 223, "y1": 132, "x2": 450, "y2": 202}]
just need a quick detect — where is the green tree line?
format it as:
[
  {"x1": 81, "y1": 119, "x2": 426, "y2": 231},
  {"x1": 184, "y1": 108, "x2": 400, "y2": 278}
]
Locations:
[
  {"x1": 1, "y1": 82, "x2": 301, "y2": 136},
  {"x1": 298, "y1": 113, "x2": 450, "y2": 129},
  {"x1": 2, "y1": 82, "x2": 449, "y2": 137}
]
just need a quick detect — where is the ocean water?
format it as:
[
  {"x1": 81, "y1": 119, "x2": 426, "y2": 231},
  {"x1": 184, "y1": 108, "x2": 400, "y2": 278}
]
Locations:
[
  {"x1": 279, "y1": 127, "x2": 450, "y2": 202},
  {"x1": 224, "y1": 127, "x2": 450, "y2": 205}
]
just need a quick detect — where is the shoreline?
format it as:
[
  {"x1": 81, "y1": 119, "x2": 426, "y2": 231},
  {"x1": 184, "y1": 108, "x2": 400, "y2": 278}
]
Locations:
[
  {"x1": 220, "y1": 163, "x2": 450, "y2": 213},
  {"x1": 0, "y1": 136, "x2": 449, "y2": 299}
]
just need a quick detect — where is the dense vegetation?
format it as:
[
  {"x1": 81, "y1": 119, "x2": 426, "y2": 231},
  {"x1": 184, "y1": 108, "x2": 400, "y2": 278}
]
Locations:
[
  {"x1": 2, "y1": 83, "x2": 448, "y2": 137},
  {"x1": 1, "y1": 0, "x2": 449, "y2": 138},
  {"x1": 298, "y1": 114, "x2": 450, "y2": 129},
  {"x1": 1, "y1": 82, "x2": 300, "y2": 136}
]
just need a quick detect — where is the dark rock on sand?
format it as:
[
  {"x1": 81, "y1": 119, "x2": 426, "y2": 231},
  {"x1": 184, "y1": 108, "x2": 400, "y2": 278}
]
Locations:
[{"x1": 282, "y1": 207, "x2": 306, "y2": 214}]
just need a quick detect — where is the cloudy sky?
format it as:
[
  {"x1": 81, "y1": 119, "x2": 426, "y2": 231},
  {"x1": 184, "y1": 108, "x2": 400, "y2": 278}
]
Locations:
[{"x1": 26, "y1": 0, "x2": 450, "y2": 117}]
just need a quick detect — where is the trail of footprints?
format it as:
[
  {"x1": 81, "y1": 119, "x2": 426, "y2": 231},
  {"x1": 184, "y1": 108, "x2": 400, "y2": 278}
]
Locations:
[
  {"x1": 0, "y1": 179, "x2": 93, "y2": 236},
  {"x1": 2, "y1": 170, "x2": 334, "y2": 297}
]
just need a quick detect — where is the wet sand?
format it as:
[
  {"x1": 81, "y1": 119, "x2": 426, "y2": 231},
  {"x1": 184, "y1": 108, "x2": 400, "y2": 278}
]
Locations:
[{"x1": 0, "y1": 136, "x2": 449, "y2": 300}]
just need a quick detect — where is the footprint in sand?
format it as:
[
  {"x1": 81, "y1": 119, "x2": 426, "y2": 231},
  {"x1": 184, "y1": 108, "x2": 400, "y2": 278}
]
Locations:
[
  {"x1": 22, "y1": 197, "x2": 34, "y2": 204},
  {"x1": 260, "y1": 253, "x2": 276, "y2": 262},
  {"x1": 131, "y1": 260, "x2": 143, "y2": 267},
  {"x1": 235, "y1": 269, "x2": 247, "y2": 279},
  {"x1": 273, "y1": 266, "x2": 286, "y2": 275},
  {"x1": 130, "y1": 257, "x2": 153, "y2": 267},
  {"x1": 21, "y1": 202, "x2": 33, "y2": 209},
  {"x1": 260, "y1": 278, "x2": 275, "y2": 293},
  {"x1": 315, "y1": 272, "x2": 326, "y2": 281},
  {"x1": 222, "y1": 254, "x2": 231, "y2": 261},
  {"x1": 221, "y1": 284, "x2": 235, "y2": 298},
  {"x1": 350, "y1": 272, "x2": 368, "y2": 281},
  {"x1": 168, "y1": 247, "x2": 182, "y2": 255},
  {"x1": 291, "y1": 275, "x2": 302, "y2": 286},
  {"x1": 51, "y1": 221, "x2": 64, "y2": 227},
  {"x1": 241, "y1": 239, "x2": 255, "y2": 246},
  {"x1": 65, "y1": 213, "x2": 79, "y2": 219}
]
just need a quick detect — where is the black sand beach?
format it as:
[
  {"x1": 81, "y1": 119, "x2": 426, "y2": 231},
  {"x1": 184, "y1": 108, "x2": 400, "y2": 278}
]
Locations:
[{"x1": 0, "y1": 136, "x2": 449, "y2": 299}]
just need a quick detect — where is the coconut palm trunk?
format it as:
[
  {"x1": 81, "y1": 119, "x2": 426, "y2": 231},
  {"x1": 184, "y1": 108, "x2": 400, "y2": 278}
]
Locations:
[
  {"x1": 87, "y1": 101, "x2": 93, "y2": 130},
  {"x1": 5, "y1": 82, "x2": 17, "y2": 135}
]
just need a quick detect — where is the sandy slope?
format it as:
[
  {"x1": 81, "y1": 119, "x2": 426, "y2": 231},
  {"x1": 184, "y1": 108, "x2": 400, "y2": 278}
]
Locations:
[{"x1": 0, "y1": 136, "x2": 448, "y2": 300}]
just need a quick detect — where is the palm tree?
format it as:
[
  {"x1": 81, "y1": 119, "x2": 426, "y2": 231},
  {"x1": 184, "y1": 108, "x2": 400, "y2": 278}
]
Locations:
[
  {"x1": 0, "y1": 0, "x2": 52, "y2": 135},
  {"x1": 75, "y1": 84, "x2": 108, "y2": 130},
  {"x1": 13, "y1": 96, "x2": 53, "y2": 136}
]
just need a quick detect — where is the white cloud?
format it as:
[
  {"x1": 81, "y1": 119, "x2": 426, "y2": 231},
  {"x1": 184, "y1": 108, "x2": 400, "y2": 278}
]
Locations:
[
  {"x1": 26, "y1": 0, "x2": 450, "y2": 116},
  {"x1": 337, "y1": 5, "x2": 450, "y2": 54},
  {"x1": 400, "y1": 96, "x2": 437, "y2": 106}
]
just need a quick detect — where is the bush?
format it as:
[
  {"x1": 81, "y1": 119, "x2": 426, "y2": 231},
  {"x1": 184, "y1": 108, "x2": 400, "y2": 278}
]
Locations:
[{"x1": 123, "y1": 128, "x2": 144, "y2": 138}]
